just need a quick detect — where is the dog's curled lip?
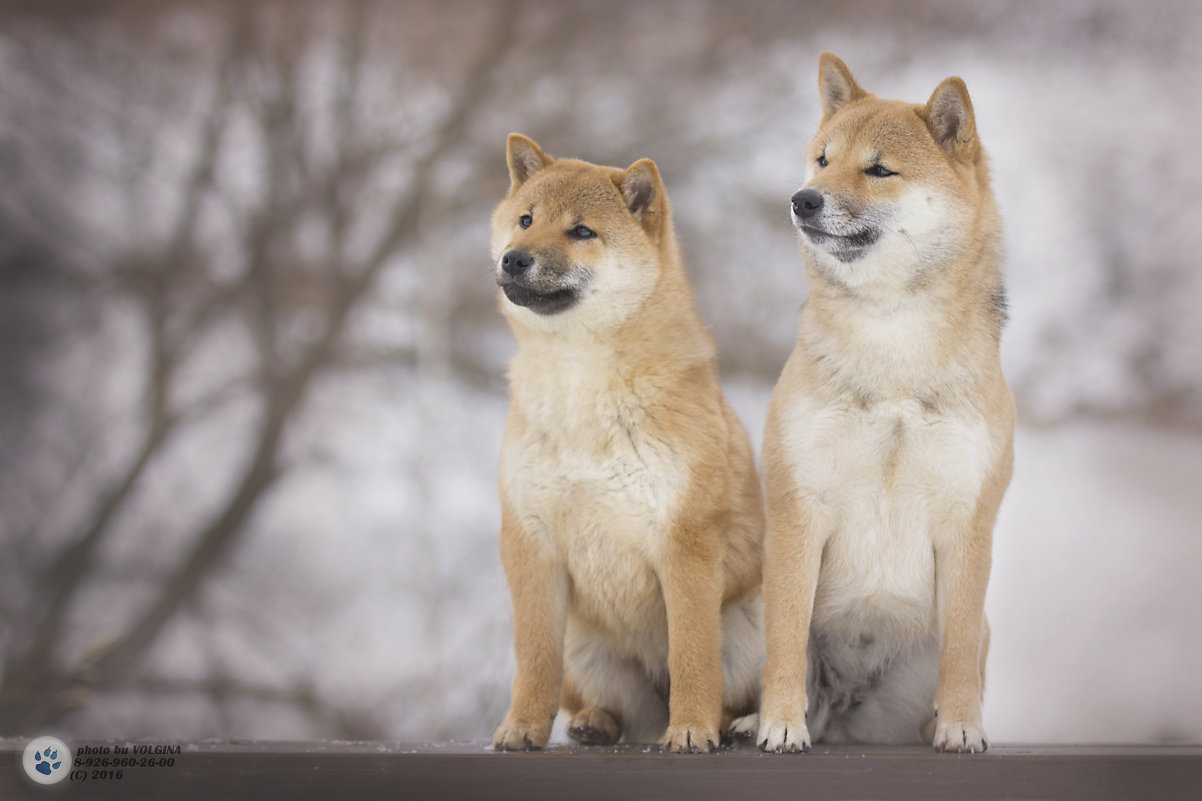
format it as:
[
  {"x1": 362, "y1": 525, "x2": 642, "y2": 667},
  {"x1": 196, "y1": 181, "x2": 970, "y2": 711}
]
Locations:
[{"x1": 797, "y1": 223, "x2": 880, "y2": 250}]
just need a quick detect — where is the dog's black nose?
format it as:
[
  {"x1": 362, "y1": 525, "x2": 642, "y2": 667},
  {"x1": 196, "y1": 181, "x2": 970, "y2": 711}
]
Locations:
[
  {"x1": 501, "y1": 249, "x2": 533, "y2": 278},
  {"x1": 791, "y1": 189, "x2": 824, "y2": 219}
]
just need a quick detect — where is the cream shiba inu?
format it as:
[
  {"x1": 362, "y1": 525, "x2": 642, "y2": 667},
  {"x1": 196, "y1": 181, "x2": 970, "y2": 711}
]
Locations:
[
  {"x1": 489, "y1": 135, "x2": 764, "y2": 752},
  {"x1": 755, "y1": 53, "x2": 1014, "y2": 753}
]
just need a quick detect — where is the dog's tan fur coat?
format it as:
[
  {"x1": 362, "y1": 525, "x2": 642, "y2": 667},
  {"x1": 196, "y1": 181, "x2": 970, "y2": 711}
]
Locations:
[
  {"x1": 756, "y1": 53, "x2": 1013, "y2": 754},
  {"x1": 490, "y1": 136, "x2": 764, "y2": 752}
]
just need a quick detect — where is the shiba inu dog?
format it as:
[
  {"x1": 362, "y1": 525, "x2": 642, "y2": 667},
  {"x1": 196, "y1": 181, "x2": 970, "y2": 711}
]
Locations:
[
  {"x1": 489, "y1": 135, "x2": 765, "y2": 752},
  {"x1": 754, "y1": 53, "x2": 1014, "y2": 753}
]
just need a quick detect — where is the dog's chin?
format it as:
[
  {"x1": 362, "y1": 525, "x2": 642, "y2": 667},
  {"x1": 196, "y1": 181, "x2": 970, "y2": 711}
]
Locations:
[
  {"x1": 502, "y1": 282, "x2": 581, "y2": 315},
  {"x1": 796, "y1": 222, "x2": 879, "y2": 263},
  {"x1": 824, "y1": 247, "x2": 870, "y2": 264}
]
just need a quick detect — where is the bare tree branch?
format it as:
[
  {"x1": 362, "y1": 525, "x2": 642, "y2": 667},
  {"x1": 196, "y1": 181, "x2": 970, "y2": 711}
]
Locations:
[
  {"x1": 0, "y1": 13, "x2": 258, "y2": 734},
  {"x1": 0, "y1": 0, "x2": 525, "y2": 735},
  {"x1": 77, "y1": 0, "x2": 523, "y2": 697}
]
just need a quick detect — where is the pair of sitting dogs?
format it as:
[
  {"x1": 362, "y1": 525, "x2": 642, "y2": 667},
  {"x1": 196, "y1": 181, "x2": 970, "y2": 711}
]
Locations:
[{"x1": 489, "y1": 53, "x2": 1012, "y2": 754}]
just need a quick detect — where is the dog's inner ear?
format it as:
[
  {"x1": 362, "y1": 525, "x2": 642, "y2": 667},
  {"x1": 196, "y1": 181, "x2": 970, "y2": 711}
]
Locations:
[
  {"x1": 818, "y1": 51, "x2": 867, "y2": 120},
  {"x1": 507, "y1": 134, "x2": 551, "y2": 187},
  {"x1": 924, "y1": 78, "x2": 977, "y2": 160},
  {"x1": 619, "y1": 159, "x2": 660, "y2": 227}
]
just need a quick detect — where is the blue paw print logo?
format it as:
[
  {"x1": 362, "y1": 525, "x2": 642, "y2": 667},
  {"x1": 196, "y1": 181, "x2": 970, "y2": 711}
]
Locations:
[
  {"x1": 23, "y1": 736, "x2": 71, "y2": 785},
  {"x1": 34, "y1": 747, "x2": 62, "y2": 775}
]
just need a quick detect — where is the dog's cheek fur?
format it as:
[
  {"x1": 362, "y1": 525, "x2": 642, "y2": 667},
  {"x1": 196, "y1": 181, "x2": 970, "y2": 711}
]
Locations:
[{"x1": 576, "y1": 247, "x2": 659, "y2": 325}]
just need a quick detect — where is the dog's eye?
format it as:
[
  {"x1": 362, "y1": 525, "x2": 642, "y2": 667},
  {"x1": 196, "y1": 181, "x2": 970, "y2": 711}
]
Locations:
[
  {"x1": 817, "y1": 154, "x2": 829, "y2": 168},
  {"x1": 519, "y1": 214, "x2": 533, "y2": 229},
  {"x1": 567, "y1": 225, "x2": 596, "y2": 240},
  {"x1": 865, "y1": 164, "x2": 898, "y2": 178}
]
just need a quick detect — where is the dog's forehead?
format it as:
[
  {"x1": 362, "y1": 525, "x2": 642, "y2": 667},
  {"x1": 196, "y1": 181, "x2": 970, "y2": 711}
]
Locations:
[
  {"x1": 820, "y1": 101, "x2": 933, "y2": 157},
  {"x1": 521, "y1": 164, "x2": 623, "y2": 218}
]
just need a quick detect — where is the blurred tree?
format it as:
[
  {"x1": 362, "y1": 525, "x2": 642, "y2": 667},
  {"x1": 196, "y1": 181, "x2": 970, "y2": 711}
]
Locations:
[{"x1": 0, "y1": 0, "x2": 519, "y2": 736}]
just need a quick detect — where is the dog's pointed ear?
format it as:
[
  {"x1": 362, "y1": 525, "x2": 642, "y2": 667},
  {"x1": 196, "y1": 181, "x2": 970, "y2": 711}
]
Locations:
[
  {"x1": 507, "y1": 133, "x2": 552, "y2": 187},
  {"x1": 818, "y1": 52, "x2": 867, "y2": 121},
  {"x1": 923, "y1": 77, "x2": 978, "y2": 161},
  {"x1": 617, "y1": 158, "x2": 665, "y2": 239}
]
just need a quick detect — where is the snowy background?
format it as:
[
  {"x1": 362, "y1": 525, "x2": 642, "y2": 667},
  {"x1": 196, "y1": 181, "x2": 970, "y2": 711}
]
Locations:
[{"x1": 0, "y1": 0, "x2": 1199, "y2": 744}]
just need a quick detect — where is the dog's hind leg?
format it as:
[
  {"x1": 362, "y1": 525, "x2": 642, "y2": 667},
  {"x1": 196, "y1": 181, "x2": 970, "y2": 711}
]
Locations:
[
  {"x1": 563, "y1": 623, "x2": 668, "y2": 745},
  {"x1": 561, "y1": 671, "x2": 621, "y2": 746},
  {"x1": 839, "y1": 634, "x2": 940, "y2": 744},
  {"x1": 721, "y1": 595, "x2": 766, "y2": 743}
]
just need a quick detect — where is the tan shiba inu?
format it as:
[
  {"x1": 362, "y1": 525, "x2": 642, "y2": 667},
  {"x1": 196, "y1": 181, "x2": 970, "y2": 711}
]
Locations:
[
  {"x1": 754, "y1": 53, "x2": 1014, "y2": 753},
  {"x1": 489, "y1": 135, "x2": 765, "y2": 752}
]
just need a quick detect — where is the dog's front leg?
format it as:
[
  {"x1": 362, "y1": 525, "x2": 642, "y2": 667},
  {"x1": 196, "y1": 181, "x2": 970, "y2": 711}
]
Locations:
[
  {"x1": 658, "y1": 525, "x2": 724, "y2": 753},
  {"x1": 493, "y1": 508, "x2": 569, "y2": 751},
  {"x1": 931, "y1": 495, "x2": 1000, "y2": 753},
  {"x1": 757, "y1": 481, "x2": 823, "y2": 753}
]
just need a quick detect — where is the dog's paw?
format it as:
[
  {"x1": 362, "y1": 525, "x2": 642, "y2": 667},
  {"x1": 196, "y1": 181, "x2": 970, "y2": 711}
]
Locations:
[
  {"x1": 932, "y1": 718, "x2": 988, "y2": 754},
  {"x1": 659, "y1": 723, "x2": 719, "y2": 753},
  {"x1": 491, "y1": 717, "x2": 549, "y2": 751},
  {"x1": 727, "y1": 712, "x2": 759, "y2": 742},
  {"x1": 567, "y1": 707, "x2": 621, "y2": 746},
  {"x1": 757, "y1": 716, "x2": 811, "y2": 754}
]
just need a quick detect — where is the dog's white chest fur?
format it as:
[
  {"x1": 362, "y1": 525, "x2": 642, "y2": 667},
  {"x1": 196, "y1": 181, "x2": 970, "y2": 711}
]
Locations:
[
  {"x1": 503, "y1": 356, "x2": 687, "y2": 660},
  {"x1": 780, "y1": 367, "x2": 993, "y2": 642}
]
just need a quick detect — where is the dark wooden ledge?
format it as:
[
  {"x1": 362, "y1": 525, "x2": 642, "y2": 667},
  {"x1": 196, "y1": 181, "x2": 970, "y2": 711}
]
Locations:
[{"x1": 3, "y1": 740, "x2": 1200, "y2": 800}]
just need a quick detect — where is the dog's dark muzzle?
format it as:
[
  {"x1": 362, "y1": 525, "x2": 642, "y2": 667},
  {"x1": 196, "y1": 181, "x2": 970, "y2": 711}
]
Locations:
[
  {"x1": 497, "y1": 250, "x2": 584, "y2": 315},
  {"x1": 501, "y1": 282, "x2": 580, "y2": 315}
]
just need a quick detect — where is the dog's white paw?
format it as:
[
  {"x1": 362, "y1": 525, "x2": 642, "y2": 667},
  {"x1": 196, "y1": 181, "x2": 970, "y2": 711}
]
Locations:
[
  {"x1": 757, "y1": 716, "x2": 811, "y2": 753},
  {"x1": 932, "y1": 719, "x2": 988, "y2": 753},
  {"x1": 728, "y1": 712, "x2": 759, "y2": 741},
  {"x1": 659, "y1": 723, "x2": 719, "y2": 753}
]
